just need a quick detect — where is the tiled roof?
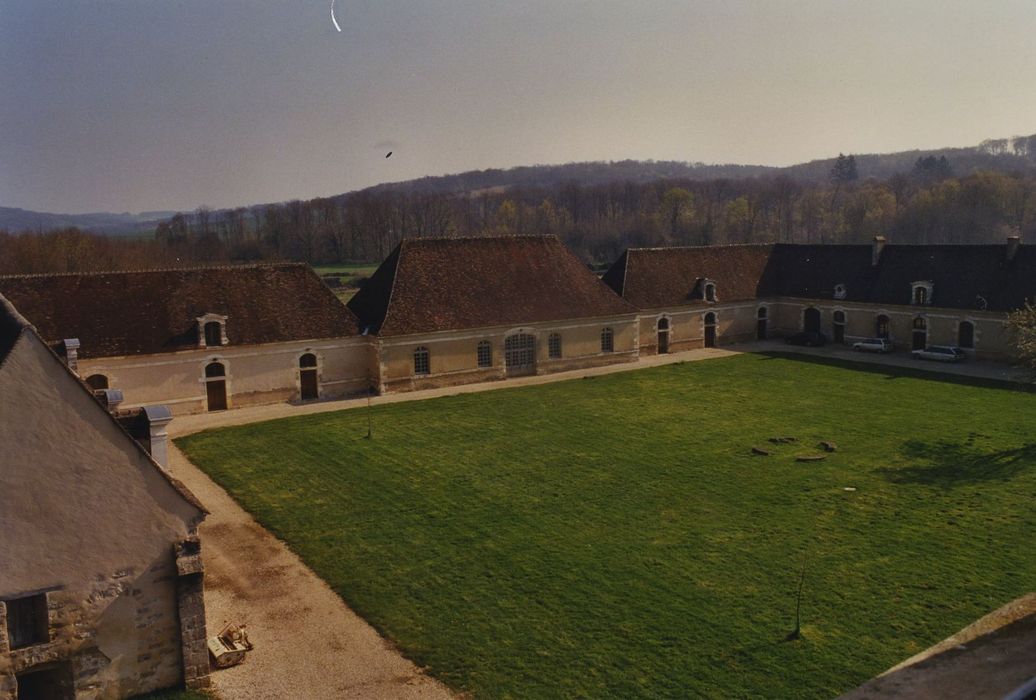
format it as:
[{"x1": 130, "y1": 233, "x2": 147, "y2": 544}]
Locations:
[
  {"x1": 348, "y1": 236, "x2": 636, "y2": 336},
  {"x1": 0, "y1": 293, "x2": 206, "y2": 514},
  {"x1": 608, "y1": 241, "x2": 1036, "y2": 313},
  {"x1": 0, "y1": 263, "x2": 360, "y2": 358},
  {"x1": 602, "y1": 244, "x2": 775, "y2": 309}
]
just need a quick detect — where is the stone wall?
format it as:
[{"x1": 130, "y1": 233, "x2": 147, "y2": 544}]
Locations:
[{"x1": 0, "y1": 551, "x2": 199, "y2": 699}]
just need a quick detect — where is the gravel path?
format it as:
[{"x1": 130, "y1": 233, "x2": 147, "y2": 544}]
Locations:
[{"x1": 167, "y1": 444, "x2": 454, "y2": 700}]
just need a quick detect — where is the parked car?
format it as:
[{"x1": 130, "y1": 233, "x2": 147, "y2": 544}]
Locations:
[
  {"x1": 785, "y1": 331, "x2": 827, "y2": 347},
  {"x1": 911, "y1": 345, "x2": 966, "y2": 362},
  {"x1": 852, "y1": 337, "x2": 894, "y2": 353}
]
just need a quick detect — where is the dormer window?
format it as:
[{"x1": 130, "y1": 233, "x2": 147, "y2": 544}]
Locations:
[
  {"x1": 704, "y1": 281, "x2": 717, "y2": 302},
  {"x1": 911, "y1": 281, "x2": 933, "y2": 306},
  {"x1": 197, "y1": 313, "x2": 228, "y2": 348},
  {"x1": 834, "y1": 283, "x2": 847, "y2": 300}
]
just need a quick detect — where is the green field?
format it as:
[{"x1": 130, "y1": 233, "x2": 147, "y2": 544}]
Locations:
[
  {"x1": 178, "y1": 354, "x2": 1036, "y2": 698},
  {"x1": 313, "y1": 263, "x2": 378, "y2": 303}
]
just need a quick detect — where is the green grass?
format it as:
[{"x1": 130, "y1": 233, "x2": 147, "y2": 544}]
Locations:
[{"x1": 178, "y1": 354, "x2": 1036, "y2": 699}]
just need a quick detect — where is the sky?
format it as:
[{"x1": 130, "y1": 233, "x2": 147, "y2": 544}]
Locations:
[{"x1": 1, "y1": 0, "x2": 1035, "y2": 214}]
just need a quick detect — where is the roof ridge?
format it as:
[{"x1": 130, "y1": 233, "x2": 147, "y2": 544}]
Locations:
[
  {"x1": 0, "y1": 261, "x2": 305, "y2": 279},
  {"x1": 630, "y1": 243, "x2": 775, "y2": 253},
  {"x1": 377, "y1": 244, "x2": 405, "y2": 335},
  {"x1": 403, "y1": 234, "x2": 557, "y2": 244}
]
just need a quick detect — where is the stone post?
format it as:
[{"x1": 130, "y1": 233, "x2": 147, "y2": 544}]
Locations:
[
  {"x1": 174, "y1": 537, "x2": 210, "y2": 689},
  {"x1": 143, "y1": 406, "x2": 173, "y2": 468}
]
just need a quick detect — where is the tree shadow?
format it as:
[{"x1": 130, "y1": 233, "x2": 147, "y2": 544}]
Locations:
[
  {"x1": 877, "y1": 439, "x2": 1036, "y2": 487},
  {"x1": 752, "y1": 351, "x2": 1033, "y2": 393}
]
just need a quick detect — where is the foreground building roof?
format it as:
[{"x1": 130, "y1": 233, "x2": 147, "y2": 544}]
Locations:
[
  {"x1": 348, "y1": 236, "x2": 636, "y2": 336},
  {"x1": 0, "y1": 263, "x2": 360, "y2": 358},
  {"x1": 605, "y1": 240, "x2": 1036, "y2": 312}
]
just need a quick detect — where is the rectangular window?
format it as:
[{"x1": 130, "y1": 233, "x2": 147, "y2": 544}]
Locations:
[
  {"x1": 6, "y1": 593, "x2": 49, "y2": 649},
  {"x1": 477, "y1": 342, "x2": 492, "y2": 368},
  {"x1": 548, "y1": 333, "x2": 562, "y2": 359}
]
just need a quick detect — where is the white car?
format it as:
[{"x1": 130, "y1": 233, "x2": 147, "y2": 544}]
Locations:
[
  {"x1": 912, "y1": 345, "x2": 966, "y2": 362},
  {"x1": 852, "y1": 338, "x2": 893, "y2": 353}
]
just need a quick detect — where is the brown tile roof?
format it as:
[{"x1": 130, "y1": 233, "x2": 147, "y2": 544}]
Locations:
[
  {"x1": 0, "y1": 263, "x2": 360, "y2": 359},
  {"x1": 602, "y1": 244, "x2": 776, "y2": 309},
  {"x1": 348, "y1": 236, "x2": 636, "y2": 336}
]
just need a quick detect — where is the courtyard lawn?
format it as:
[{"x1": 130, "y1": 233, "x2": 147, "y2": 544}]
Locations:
[{"x1": 178, "y1": 354, "x2": 1036, "y2": 699}]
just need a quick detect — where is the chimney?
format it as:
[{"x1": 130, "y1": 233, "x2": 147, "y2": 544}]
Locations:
[
  {"x1": 94, "y1": 388, "x2": 124, "y2": 412},
  {"x1": 143, "y1": 405, "x2": 174, "y2": 468},
  {"x1": 1007, "y1": 234, "x2": 1021, "y2": 261},
  {"x1": 62, "y1": 338, "x2": 81, "y2": 372},
  {"x1": 872, "y1": 236, "x2": 886, "y2": 266}
]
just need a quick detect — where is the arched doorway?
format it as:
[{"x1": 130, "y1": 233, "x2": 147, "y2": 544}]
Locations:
[
  {"x1": 299, "y1": 353, "x2": 318, "y2": 400},
  {"x1": 703, "y1": 312, "x2": 717, "y2": 348},
  {"x1": 832, "y1": 310, "x2": 846, "y2": 344},
  {"x1": 505, "y1": 333, "x2": 536, "y2": 376},
  {"x1": 657, "y1": 317, "x2": 670, "y2": 354},
  {"x1": 912, "y1": 316, "x2": 927, "y2": 351},
  {"x1": 876, "y1": 315, "x2": 891, "y2": 340},
  {"x1": 204, "y1": 361, "x2": 227, "y2": 411},
  {"x1": 803, "y1": 307, "x2": 821, "y2": 333},
  {"x1": 756, "y1": 307, "x2": 768, "y2": 340},
  {"x1": 85, "y1": 374, "x2": 109, "y2": 390},
  {"x1": 958, "y1": 321, "x2": 974, "y2": 349}
]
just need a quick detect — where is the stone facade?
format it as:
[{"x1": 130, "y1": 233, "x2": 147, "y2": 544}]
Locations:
[
  {"x1": 376, "y1": 315, "x2": 639, "y2": 393},
  {"x1": 77, "y1": 336, "x2": 373, "y2": 415}
]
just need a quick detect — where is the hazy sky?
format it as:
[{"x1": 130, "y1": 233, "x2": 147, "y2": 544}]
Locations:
[{"x1": 2, "y1": 0, "x2": 1034, "y2": 214}]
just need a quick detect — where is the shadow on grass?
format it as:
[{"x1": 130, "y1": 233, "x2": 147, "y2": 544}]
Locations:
[
  {"x1": 751, "y1": 351, "x2": 1033, "y2": 393},
  {"x1": 877, "y1": 440, "x2": 1036, "y2": 487}
]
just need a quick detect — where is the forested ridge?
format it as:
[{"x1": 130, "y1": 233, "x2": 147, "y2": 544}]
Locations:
[{"x1": 3, "y1": 136, "x2": 1036, "y2": 275}]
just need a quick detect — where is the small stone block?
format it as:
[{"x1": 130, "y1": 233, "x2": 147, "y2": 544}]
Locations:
[
  {"x1": 796, "y1": 454, "x2": 827, "y2": 462},
  {"x1": 751, "y1": 446, "x2": 771, "y2": 456},
  {"x1": 820, "y1": 441, "x2": 838, "y2": 452}
]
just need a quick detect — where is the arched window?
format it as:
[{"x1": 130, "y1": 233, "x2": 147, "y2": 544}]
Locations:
[
  {"x1": 413, "y1": 347, "x2": 430, "y2": 375},
  {"x1": 912, "y1": 316, "x2": 927, "y2": 330},
  {"x1": 548, "y1": 332, "x2": 562, "y2": 359},
  {"x1": 876, "y1": 315, "x2": 890, "y2": 339},
  {"x1": 476, "y1": 340, "x2": 492, "y2": 368},
  {"x1": 204, "y1": 321, "x2": 223, "y2": 347},
  {"x1": 958, "y1": 321, "x2": 975, "y2": 349},
  {"x1": 299, "y1": 352, "x2": 317, "y2": 368},
  {"x1": 85, "y1": 374, "x2": 109, "y2": 390},
  {"x1": 505, "y1": 334, "x2": 536, "y2": 374},
  {"x1": 756, "y1": 307, "x2": 767, "y2": 340},
  {"x1": 704, "y1": 282, "x2": 717, "y2": 302},
  {"x1": 657, "y1": 317, "x2": 670, "y2": 330},
  {"x1": 205, "y1": 361, "x2": 226, "y2": 378},
  {"x1": 757, "y1": 307, "x2": 768, "y2": 320},
  {"x1": 600, "y1": 327, "x2": 614, "y2": 353},
  {"x1": 833, "y1": 310, "x2": 845, "y2": 324},
  {"x1": 914, "y1": 287, "x2": 928, "y2": 305},
  {"x1": 657, "y1": 317, "x2": 671, "y2": 354}
]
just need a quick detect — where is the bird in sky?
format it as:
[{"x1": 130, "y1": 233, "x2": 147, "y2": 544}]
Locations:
[{"x1": 385, "y1": 152, "x2": 393, "y2": 158}]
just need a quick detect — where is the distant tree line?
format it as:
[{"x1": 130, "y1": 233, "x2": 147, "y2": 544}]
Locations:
[{"x1": 2, "y1": 163, "x2": 1035, "y2": 274}]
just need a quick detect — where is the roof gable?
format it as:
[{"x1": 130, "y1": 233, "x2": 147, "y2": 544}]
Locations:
[
  {"x1": 0, "y1": 263, "x2": 360, "y2": 358},
  {"x1": 349, "y1": 236, "x2": 635, "y2": 336}
]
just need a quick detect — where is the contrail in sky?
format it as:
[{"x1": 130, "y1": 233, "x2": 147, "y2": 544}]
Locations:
[{"x1": 330, "y1": 0, "x2": 342, "y2": 32}]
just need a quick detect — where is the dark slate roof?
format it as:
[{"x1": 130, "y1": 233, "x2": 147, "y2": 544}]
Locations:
[
  {"x1": 348, "y1": 236, "x2": 636, "y2": 336},
  {"x1": 608, "y1": 241, "x2": 1036, "y2": 313},
  {"x1": 602, "y1": 244, "x2": 775, "y2": 309},
  {"x1": 0, "y1": 263, "x2": 360, "y2": 358},
  {"x1": 765, "y1": 245, "x2": 877, "y2": 302}
]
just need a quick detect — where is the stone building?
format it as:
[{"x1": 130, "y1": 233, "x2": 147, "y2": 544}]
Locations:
[
  {"x1": 0, "y1": 263, "x2": 370, "y2": 415},
  {"x1": 348, "y1": 236, "x2": 639, "y2": 392},
  {"x1": 0, "y1": 294, "x2": 209, "y2": 699},
  {"x1": 604, "y1": 236, "x2": 1034, "y2": 360}
]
